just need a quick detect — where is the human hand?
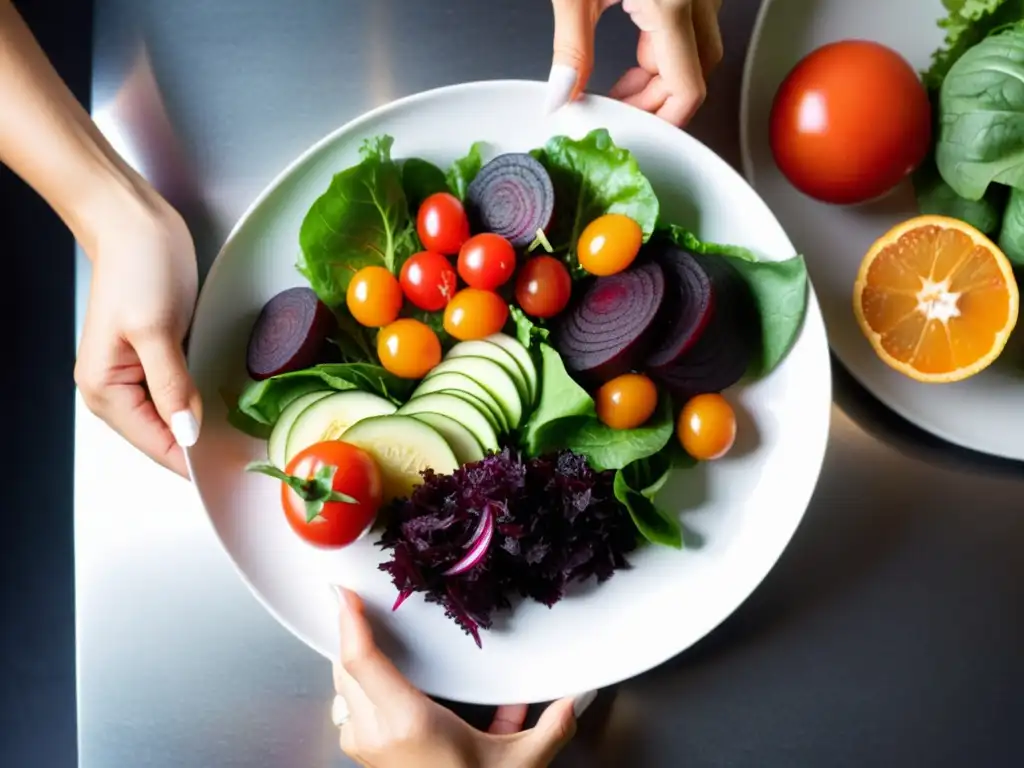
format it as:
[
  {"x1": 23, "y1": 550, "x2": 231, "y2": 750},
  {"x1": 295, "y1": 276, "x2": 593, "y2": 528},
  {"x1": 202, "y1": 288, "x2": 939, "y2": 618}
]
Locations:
[
  {"x1": 548, "y1": 0, "x2": 724, "y2": 126},
  {"x1": 75, "y1": 190, "x2": 201, "y2": 478},
  {"x1": 331, "y1": 587, "x2": 588, "y2": 768}
]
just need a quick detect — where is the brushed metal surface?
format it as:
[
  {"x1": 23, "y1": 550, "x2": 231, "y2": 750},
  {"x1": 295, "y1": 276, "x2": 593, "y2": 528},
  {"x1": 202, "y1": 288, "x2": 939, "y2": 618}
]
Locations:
[{"x1": 76, "y1": 2, "x2": 1024, "y2": 767}]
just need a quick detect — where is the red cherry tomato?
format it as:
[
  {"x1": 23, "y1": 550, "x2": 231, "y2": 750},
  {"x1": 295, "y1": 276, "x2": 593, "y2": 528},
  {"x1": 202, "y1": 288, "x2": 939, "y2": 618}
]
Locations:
[
  {"x1": 399, "y1": 251, "x2": 458, "y2": 311},
  {"x1": 515, "y1": 256, "x2": 572, "y2": 318},
  {"x1": 417, "y1": 193, "x2": 470, "y2": 255},
  {"x1": 279, "y1": 441, "x2": 382, "y2": 548},
  {"x1": 457, "y1": 233, "x2": 517, "y2": 290},
  {"x1": 769, "y1": 40, "x2": 931, "y2": 205}
]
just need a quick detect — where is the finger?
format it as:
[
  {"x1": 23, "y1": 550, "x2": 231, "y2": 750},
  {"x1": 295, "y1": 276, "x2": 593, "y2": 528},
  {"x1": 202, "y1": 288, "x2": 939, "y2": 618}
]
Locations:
[
  {"x1": 636, "y1": 30, "x2": 657, "y2": 74},
  {"x1": 129, "y1": 328, "x2": 203, "y2": 449},
  {"x1": 488, "y1": 704, "x2": 530, "y2": 735},
  {"x1": 516, "y1": 697, "x2": 578, "y2": 767},
  {"x1": 332, "y1": 660, "x2": 375, "y2": 721},
  {"x1": 335, "y1": 586, "x2": 421, "y2": 707},
  {"x1": 621, "y1": 74, "x2": 670, "y2": 114},
  {"x1": 609, "y1": 66, "x2": 652, "y2": 100},
  {"x1": 105, "y1": 382, "x2": 190, "y2": 477},
  {"x1": 547, "y1": 0, "x2": 605, "y2": 113},
  {"x1": 692, "y1": 0, "x2": 724, "y2": 77},
  {"x1": 649, "y1": 6, "x2": 707, "y2": 125}
]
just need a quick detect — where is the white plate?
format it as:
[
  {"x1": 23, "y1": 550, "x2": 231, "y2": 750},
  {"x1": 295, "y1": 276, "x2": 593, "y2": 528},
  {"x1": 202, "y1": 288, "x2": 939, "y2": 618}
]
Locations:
[
  {"x1": 186, "y1": 80, "x2": 832, "y2": 705},
  {"x1": 741, "y1": 0, "x2": 1024, "y2": 461}
]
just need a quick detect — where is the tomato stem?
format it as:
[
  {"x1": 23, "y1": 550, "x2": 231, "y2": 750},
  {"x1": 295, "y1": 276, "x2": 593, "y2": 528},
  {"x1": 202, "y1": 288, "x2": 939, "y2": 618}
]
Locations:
[
  {"x1": 528, "y1": 228, "x2": 554, "y2": 254},
  {"x1": 245, "y1": 461, "x2": 358, "y2": 523}
]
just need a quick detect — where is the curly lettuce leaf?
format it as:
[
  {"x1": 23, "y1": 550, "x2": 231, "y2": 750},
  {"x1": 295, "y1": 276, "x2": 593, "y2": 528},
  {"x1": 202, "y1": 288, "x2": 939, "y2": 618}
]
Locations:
[
  {"x1": 298, "y1": 136, "x2": 417, "y2": 307},
  {"x1": 922, "y1": 0, "x2": 1022, "y2": 91},
  {"x1": 531, "y1": 129, "x2": 659, "y2": 274}
]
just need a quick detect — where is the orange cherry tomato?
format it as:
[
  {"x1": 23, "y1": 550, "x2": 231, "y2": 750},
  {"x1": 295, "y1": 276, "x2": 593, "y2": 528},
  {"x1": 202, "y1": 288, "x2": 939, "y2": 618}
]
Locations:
[
  {"x1": 515, "y1": 255, "x2": 573, "y2": 319},
  {"x1": 769, "y1": 40, "x2": 931, "y2": 205},
  {"x1": 377, "y1": 318, "x2": 442, "y2": 379},
  {"x1": 678, "y1": 393, "x2": 737, "y2": 461},
  {"x1": 595, "y1": 373, "x2": 658, "y2": 430},
  {"x1": 577, "y1": 214, "x2": 643, "y2": 276},
  {"x1": 347, "y1": 266, "x2": 403, "y2": 328},
  {"x1": 443, "y1": 288, "x2": 509, "y2": 341}
]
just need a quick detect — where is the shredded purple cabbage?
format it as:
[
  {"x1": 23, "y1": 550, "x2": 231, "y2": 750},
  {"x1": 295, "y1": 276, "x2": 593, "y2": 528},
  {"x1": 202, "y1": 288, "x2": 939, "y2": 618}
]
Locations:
[{"x1": 376, "y1": 448, "x2": 637, "y2": 646}]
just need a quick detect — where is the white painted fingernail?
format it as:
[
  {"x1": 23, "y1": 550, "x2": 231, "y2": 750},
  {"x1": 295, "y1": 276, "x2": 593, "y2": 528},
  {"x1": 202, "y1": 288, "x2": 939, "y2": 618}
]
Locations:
[
  {"x1": 331, "y1": 694, "x2": 350, "y2": 727},
  {"x1": 170, "y1": 410, "x2": 199, "y2": 447},
  {"x1": 545, "y1": 64, "x2": 578, "y2": 114},
  {"x1": 572, "y1": 689, "x2": 597, "y2": 718}
]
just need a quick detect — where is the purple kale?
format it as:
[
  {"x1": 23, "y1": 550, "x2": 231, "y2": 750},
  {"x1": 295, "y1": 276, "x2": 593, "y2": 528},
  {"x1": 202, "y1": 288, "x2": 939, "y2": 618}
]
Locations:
[{"x1": 376, "y1": 448, "x2": 637, "y2": 646}]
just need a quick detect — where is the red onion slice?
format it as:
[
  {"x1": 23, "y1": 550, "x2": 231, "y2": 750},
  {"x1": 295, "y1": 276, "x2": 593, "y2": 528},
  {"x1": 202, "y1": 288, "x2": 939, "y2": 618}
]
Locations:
[{"x1": 443, "y1": 505, "x2": 496, "y2": 576}]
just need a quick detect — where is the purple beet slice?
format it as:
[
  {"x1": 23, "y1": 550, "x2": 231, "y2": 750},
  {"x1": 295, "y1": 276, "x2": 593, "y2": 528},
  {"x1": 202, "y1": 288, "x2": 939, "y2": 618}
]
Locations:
[
  {"x1": 553, "y1": 261, "x2": 665, "y2": 383},
  {"x1": 466, "y1": 153, "x2": 555, "y2": 247},
  {"x1": 650, "y1": 256, "x2": 753, "y2": 399},
  {"x1": 246, "y1": 287, "x2": 334, "y2": 380},
  {"x1": 644, "y1": 242, "x2": 715, "y2": 369}
]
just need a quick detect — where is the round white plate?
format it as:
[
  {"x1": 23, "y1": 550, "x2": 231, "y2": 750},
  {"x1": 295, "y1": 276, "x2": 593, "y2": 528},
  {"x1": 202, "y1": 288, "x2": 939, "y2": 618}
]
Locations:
[
  {"x1": 186, "y1": 80, "x2": 832, "y2": 705},
  {"x1": 741, "y1": 0, "x2": 1024, "y2": 461}
]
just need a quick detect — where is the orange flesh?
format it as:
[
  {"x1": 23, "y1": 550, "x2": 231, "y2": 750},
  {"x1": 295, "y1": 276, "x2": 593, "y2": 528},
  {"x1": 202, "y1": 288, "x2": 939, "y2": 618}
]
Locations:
[{"x1": 858, "y1": 225, "x2": 1013, "y2": 376}]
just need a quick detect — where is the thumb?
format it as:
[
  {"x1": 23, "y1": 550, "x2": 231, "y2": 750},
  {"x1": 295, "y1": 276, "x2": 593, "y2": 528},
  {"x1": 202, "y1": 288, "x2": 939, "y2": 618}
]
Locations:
[
  {"x1": 515, "y1": 697, "x2": 578, "y2": 767},
  {"x1": 131, "y1": 329, "x2": 202, "y2": 448},
  {"x1": 547, "y1": 0, "x2": 607, "y2": 113}
]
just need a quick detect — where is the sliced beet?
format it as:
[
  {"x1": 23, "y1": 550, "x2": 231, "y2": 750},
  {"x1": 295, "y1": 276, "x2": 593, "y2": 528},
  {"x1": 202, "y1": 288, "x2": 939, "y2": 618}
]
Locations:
[
  {"x1": 553, "y1": 261, "x2": 665, "y2": 383},
  {"x1": 645, "y1": 243, "x2": 715, "y2": 369},
  {"x1": 246, "y1": 287, "x2": 334, "y2": 380},
  {"x1": 650, "y1": 256, "x2": 753, "y2": 399},
  {"x1": 466, "y1": 153, "x2": 555, "y2": 247}
]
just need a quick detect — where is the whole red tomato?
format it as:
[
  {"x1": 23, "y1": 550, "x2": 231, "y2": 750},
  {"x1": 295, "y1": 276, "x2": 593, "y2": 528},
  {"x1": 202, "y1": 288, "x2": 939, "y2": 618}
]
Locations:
[
  {"x1": 251, "y1": 441, "x2": 382, "y2": 548},
  {"x1": 769, "y1": 40, "x2": 931, "y2": 205}
]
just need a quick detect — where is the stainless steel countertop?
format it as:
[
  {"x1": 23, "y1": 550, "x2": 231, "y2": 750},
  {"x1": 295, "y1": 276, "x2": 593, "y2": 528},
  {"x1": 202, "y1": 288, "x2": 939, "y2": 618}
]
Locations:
[{"x1": 76, "y1": 2, "x2": 1024, "y2": 766}]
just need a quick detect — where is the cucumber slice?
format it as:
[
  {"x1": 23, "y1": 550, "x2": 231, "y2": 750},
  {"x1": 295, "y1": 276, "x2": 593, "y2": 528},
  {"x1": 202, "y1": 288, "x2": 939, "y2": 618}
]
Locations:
[
  {"x1": 412, "y1": 372, "x2": 507, "y2": 431},
  {"x1": 446, "y1": 340, "x2": 530, "y2": 406},
  {"x1": 409, "y1": 412, "x2": 486, "y2": 465},
  {"x1": 342, "y1": 415, "x2": 459, "y2": 502},
  {"x1": 424, "y1": 356, "x2": 522, "y2": 429},
  {"x1": 485, "y1": 333, "x2": 537, "y2": 407},
  {"x1": 285, "y1": 391, "x2": 397, "y2": 464},
  {"x1": 398, "y1": 392, "x2": 500, "y2": 451},
  {"x1": 267, "y1": 390, "x2": 332, "y2": 468},
  {"x1": 438, "y1": 390, "x2": 504, "y2": 434}
]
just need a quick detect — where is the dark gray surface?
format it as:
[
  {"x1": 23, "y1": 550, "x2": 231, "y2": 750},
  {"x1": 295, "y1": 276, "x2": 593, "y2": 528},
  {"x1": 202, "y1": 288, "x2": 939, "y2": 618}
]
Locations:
[{"x1": 70, "y1": 1, "x2": 1024, "y2": 767}]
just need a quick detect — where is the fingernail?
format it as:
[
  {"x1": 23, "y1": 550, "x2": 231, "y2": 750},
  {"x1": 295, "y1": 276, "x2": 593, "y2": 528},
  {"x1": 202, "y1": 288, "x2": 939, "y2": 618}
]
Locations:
[
  {"x1": 170, "y1": 410, "x2": 199, "y2": 447},
  {"x1": 572, "y1": 689, "x2": 597, "y2": 718},
  {"x1": 331, "y1": 584, "x2": 347, "y2": 609},
  {"x1": 545, "y1": 64, "x2": 578, "y2": 114}
]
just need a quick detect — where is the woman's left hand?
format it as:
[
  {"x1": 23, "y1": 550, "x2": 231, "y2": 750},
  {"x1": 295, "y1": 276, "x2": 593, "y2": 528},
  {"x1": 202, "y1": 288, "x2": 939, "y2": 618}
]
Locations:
[{"x1": 331, "y1": 587, "x2": 586, "y2": 768}]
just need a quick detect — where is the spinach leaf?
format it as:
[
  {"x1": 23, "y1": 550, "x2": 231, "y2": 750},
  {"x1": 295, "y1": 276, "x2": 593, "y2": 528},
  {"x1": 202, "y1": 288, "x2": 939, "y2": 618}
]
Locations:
[
  {"x1": 402, "y1": 158, "x2": 448, "y2": 212},
  {"x1": 613, "y1": 467, "x2": 683, "y2": 549},
  {"x1": 236, "y1": 363, "x2": 416, "y2": 426},
  {"x1": 447, "y1": 142, "x2": 485, "y2": 200},
  {"x1": 531, "y1": 129, "x2": 659, "y2": 273},
  {"x1": 521, "y1": 343, "x2": 594, "y2": 454},
  {"x1": 998, "y1": 186, "x2": 1024, "y2": 265},
  {"x1": 922, "y1": 0, "x2": 1023, "y2": 92},
  {"x1": 297, "y1": 135, "x2": 417, "y2": 307},
  {"x1": 663, "y1": 226, "x2": 809, "y2": 378},
  {"x1": 936, "y1": 24, "x2": 1024, "y2": 201},
  {"x1": 914, "y1": 152, "x2": 1006, "y2": 234}
]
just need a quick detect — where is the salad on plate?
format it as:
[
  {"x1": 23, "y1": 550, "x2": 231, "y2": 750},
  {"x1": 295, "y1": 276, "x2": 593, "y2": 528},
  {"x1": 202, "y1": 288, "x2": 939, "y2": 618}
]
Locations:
[{"x1": 227, "y1": 128, "x2": 809, "y2": 646}]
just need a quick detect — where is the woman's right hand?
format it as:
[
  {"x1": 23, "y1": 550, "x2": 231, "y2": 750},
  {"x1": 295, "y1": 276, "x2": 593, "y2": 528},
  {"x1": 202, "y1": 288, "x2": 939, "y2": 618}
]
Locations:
[{"x1": 332, "y1": 587, "x2": 583, "y2": 768}]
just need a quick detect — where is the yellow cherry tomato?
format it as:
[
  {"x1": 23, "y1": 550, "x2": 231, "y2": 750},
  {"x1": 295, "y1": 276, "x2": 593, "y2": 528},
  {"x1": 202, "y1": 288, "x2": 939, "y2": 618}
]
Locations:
[
  {"x1": 347, "y1": 266, "x2": 404, "y2": 328},
  {"x1": 678, "y1": 393, "x2": 737, "y2": 460},
  {"x1": 443, "y1": 288, "x2": 509, "y2": 341},
  {"x1": 377, "y1": 319, "x2": 441, "y2": 379},
  {"x1": 595, "y1": 373, "x2": 658, "y2": 430},
  {"x1": 577, "y1": 213, "x2": 643, "y2": 276}
]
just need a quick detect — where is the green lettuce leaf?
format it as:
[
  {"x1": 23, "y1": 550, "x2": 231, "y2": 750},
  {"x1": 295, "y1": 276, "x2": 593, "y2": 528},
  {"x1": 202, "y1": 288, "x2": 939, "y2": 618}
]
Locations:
[
  {"x1": 663, "y1": 226, "x2": 809, "y2": 378},
  {"x1": 402, "y1": 158, "x2": 448, "y2": 213},
  {"x1": 922, "y1": 0, "x2": 1022, "y2": 91},
  {"x1": 508, "y1": 305, "x2": 549, "y2": 349},
  {"x1": 914, "y1": 150, "x2": 1006, "y2": 234},
  {"x1": 997, "y1": 186, "x2": 1024, "y2": 264},
  {"x1": 521, "y1": 344, "x2": 595, "y2": 454},
  {"x1": 447, "y1": 142, "x2": 485, "y2": 200},
  {"x1": 297, "y1": 135, "x2": 417, "y2": 307},
  {"x1": 531, "y1": 129, "x2": 659, "y2": 274},
  {"x1": 613, "y1": 464, "x2": 683, "y2": 549}
]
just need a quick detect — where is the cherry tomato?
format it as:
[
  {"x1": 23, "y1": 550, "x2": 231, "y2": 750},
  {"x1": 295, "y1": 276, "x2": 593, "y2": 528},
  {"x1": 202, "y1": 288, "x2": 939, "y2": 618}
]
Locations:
[
  {"x1": 399, "y1": 251, "x2": 457, "y2": 311},
  {"x1": 417, "y1": 192, "x2": 470, "y2": 255},
  {"x1": 769, "y1": 40, "x2": 931, "y2": 205},
  {"x1": 596, "y1": 373, "x2": 658, "y2": 430},
  {"x1": 377, "y1": 318, "x2": 442, "y2": 379},
  {"x1": 457, "y1": 233, "x2": 517, "y2": 290},
  {"x1": 678, "y1": 393, "x2": 737, "y2": 461},
  {"x1": 577, "y1": 214, "x2": 643, "y2": 276},
  {"x1": 280, "y1": 441, "x2": 382, "y2": 548},
  {"x1": 443, "y1": 288, "x2": 509, "y2": 341},
  {"x1": 514, "y1": 255, "x2": 573, "y2": 319},
  {"x1": 346, "y1": 266, "x2": 403, "y2": 328}
]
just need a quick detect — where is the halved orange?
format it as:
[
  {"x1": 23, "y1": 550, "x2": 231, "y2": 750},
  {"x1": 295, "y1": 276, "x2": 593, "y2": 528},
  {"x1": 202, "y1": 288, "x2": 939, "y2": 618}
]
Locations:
[{"x1": 853, "y1": 215, "x2": 1019, "y2": 383}]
